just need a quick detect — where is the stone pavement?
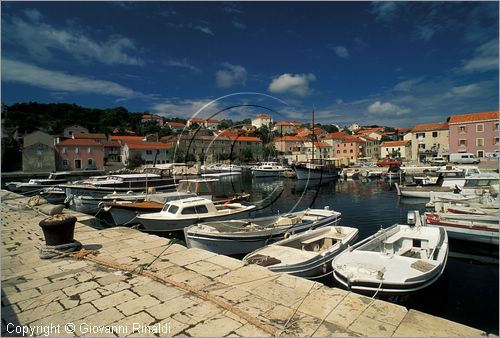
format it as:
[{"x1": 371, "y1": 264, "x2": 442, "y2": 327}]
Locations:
[{"x1": 1, "y1": 190, "x2": 488, "y2": 337}]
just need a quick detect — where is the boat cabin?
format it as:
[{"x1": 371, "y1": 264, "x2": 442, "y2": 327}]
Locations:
[
  {"x1": 161, "y1": 197, "x2": 217, "y2": 216},
  {"x1": 177, "y1": 178, "x2": 218, "y2": 194}
]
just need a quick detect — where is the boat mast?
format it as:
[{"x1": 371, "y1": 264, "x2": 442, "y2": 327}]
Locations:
[{"x1": 311, "y1": 109, "x2": 315, "y2": 163}]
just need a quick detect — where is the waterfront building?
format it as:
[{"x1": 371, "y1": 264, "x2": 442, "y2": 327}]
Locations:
[
  {"x1": 251, "y1": 114, "x2": 273, "y2": 129},
  {"x1": 56, "y1": 139, "x2": 104, "y2": 170},
  {"x1": 408, "y1": 122, "x2": 449, "y2": 163},
  {"x1": 122, "y1": 141, "x2": 173, "y2": 165},
  {"x1": 102, "y1": 140, "x2": 122, "y2": 164},
  {"x1": 22, "y1": 130, "x2": 57, "y2": 172},
  {"x1": 186, "y1": 118, "x2": 221, "y2": 131},
  {"x1": 356, "y1": 127, "x2": 384, "y2": 141},
  {"x1": 273, "y1": 135, "x2": 304, "y2": 155},
  {"x1": 448, "y1": 111, "x2": 499, "y2": 161},
  {"x1": 348, "y1": 123, "x2": 361, "y2": 133},
  {"x1": 357, "y1": 135, "x2": 380, "y2": 161},
  {"x1": 334, "y1": 136, "x2": 365, "y2": 164},
  {"x1": 291, "y1": 141, "x2": 332, "y2": 163},
  {"x1": 380, "y1": 140, "x2": 411, "y2": 160}
]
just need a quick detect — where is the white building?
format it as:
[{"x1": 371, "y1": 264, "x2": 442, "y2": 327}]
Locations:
[{"x1": 251, "y1": 114, "x2": 273, "y2": 129}]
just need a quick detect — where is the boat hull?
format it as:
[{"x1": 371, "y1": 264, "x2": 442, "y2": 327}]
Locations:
[
  {"x1": 184, "y1": 212, "x2": 341, "y2": 256},
  {"x1": 293, "y1": 166, "x2": 340, "y2": 180}
]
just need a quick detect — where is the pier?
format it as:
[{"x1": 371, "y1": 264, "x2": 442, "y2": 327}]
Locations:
[{"x1": 1, "y1": 190, "x2": 489, "y2": 337}]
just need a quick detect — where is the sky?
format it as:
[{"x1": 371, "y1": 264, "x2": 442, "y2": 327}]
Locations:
[{"x1": 1, "y1": 1, "x2": 499, "y2": 128}]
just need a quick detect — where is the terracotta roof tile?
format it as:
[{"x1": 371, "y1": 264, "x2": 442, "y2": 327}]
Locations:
[
  {"x1": 125, "y1": 141, "x2": 173, "y2": 149},
  {"x1": 167, "y1": 121, "x2": 186, "y2": 127},
  {"x1": 448, "y1": 111, "x2": 499, "y2": 124},
  {"x1": 57, "y1": 139, "x2": 103, "y2": 146},
  {"x1": 412, "y1": 122, "x2": 448, "y2": 132},
  {"x1": 381, "y1": 140, "x2": 409, "y2": 147},
  {"x1": 73, "y1": 132, "x2": 107, "y2": 139}
]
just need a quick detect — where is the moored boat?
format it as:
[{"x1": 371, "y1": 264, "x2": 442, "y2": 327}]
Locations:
[
  {"x1": 251, "y1": 162, "x2": 287, "y2": 177},
  {"x1": 243, "y1": 225, "x2": 358, "y2": 278},
  {"x1": 292, "y1": 159, "x2": 341, "y2": 180},
  {"x1": 184, "y1": 207, "x2": 342, "y2": 255},
  {"x1": 332, "y1": 211, "x2": 448, "y2": 296},
  {"x1": 137, "y1": 197, "x2": 256, "y2": 232}
]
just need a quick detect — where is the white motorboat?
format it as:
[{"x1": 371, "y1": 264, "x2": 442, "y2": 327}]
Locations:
[
  {"x1": 184, "y1": 207, "x2": 342, "y2": 255},
  {"x1": 251, "y1": 162, "x2": 287, "y2": 177},
  {"x1": 201, "y1": 163, "x2": 242, "y2": 173},
  {"x1": 5, "y1": 171, "x2": 71, "y2": 195},
  {"x1": 425, "y1": 212, "x2": 499, "y2": 245},
  {"x1": 243, "y1": 226, "x2": 358, "y2": 278},
  {"x1": 332, "y1": 211, "x2": 448, "y2": 296},
  {"x1": 137, "y1": 197, "x2": 256, "y2": 232},
  {"x1": 362, "y1": 170, "x2": 384, "y2": 178},
  {"x1": 344, "y1": 169, "x2": 360, "y2": 179},
  {"x1": 395, "y1": 170, "x2": 498, "y2": 199}
]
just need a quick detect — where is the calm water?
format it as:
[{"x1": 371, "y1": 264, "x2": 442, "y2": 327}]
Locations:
[
  {"x1": 97, "y1": 172, "x2": 499, "y2": 334},
  {"x1": 215, "y1": 172, "x2": 499, "y2": 334}
]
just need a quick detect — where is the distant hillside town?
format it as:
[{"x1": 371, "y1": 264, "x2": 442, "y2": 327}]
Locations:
[{"x1": 1, "y1": 103, "x2": 498, "y2": 172}]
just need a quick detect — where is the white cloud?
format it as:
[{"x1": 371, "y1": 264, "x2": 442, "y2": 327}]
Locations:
[
  {"x1": 152, "y1": 99, "x2": 218, "y2": 117},
  {"x1": 193, "y1": 25, "x2": 214, "y2": 36},
  {"x1": 164, "y1": 58, "x2": 200, "y2": 72},
  {"x1": 232, "y1": 21, "x2": 246, "y2": 30},
  {"x1": 449, "y1": 84, "x2": 481, "y2": 96},
  {"x1": 393, "y1": 78, "x2": 424, "y2": 92},
  {"x1": 415, "y1": 25, "x2": 437, "y2": 42},
  {"x1": 2, "y1": 59, "x2": 146, "y2": 99},
  {"x1": 462, "y1": 39, "x2": 499, "y2": 73},
  {"x1": 215, "y1": 63, "x2": 247, "y2": 88},
  {"x1": 268, "y1": 73, "x2": 316, "y2": 97},
  {"x1": 367, "y1": 101, "x2": 411, "y2": 116},
  {"x1": 331, "y1": 46, "x2": 349, "y2": 59},
  {"x1": 24, "y1": 8, "x2": 43, "y2": 21},
  {"x1": 4, "y1": 15, "x2": 144, "y2": 66},
  {"x1": 371, "y1": 2, "x2": 402, "y2": 21}
]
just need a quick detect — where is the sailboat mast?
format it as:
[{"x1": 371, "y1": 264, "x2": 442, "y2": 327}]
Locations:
[{"x1": 311, "y1": 110, "x2": 315, "y2": 162}]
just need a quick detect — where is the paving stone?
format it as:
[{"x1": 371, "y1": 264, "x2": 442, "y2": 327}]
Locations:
[
  {"x1": 295, "y1": 285, "x2": 348, "y2": 320},
  {"x1": 204, "y1": 254, "x2": 245, "y2": 271},
  {"x1": 185, "y1": 260, "x2": 231, "y2": 278},
  {"x1": 74, "y1": 307, "x2": 126, "y2": 330},
  {"x1": 146, "y1": 294, "x2": 201, "y2": 320},
  {"x1": 348, "y1": 313, "x2": 397, "y2": 336},
  {"x1": 38, "y1": 277, "x2": 80, "y2": 294},
  {"x1": 186, "y1": 314, "x2": 244, "y2": 337},
  {"x1": 91, "y1": 290, "x2": 138, "y2": 311},
  {"x1": 393, "y1": 309, "x2": 486, "y2": 337},
  {"x1": 180, "y1": 301, "x2": 223, "y2": 323},
  {"x1": 33, "y1": 303, "x2": 98, "y2": 326},
  {"x1": 214, "y1": 265, "x2": 277, "y2": 290},
  {"x1": 234, "y1": 323, "x2": 271, "y2": 337},
  {"x1": 117, "y1": 295, "x2": 161, "y2": 316},
  {"x1": 260, "y1": 304, "x2": 323, "y2": 336},
  {"x1": 361, "y1": 299, "x2": 407, "y2": 327},
  {"x1": 1, "y1": 288, "x2": 41, "y2": 305},
  {"x1": 235, "y1": 294, "x2": 277, "y2": 317},
  {"x1": 16, "y1": 290, "x2": 65, "y2": 312},
  {"x1": 62, "y1": 281, "x2": 100, "y2": 297},
  {"x1": 13, "y1": 301, "x2": 65, "y2": 325},
  {"x1": 311, "y1": 321, "x2": 357, "y2": 337},
  {"x1": 324, "y1": 292, "x2": 373, "y2": 328},
  {"x1": 162, "y1": 247, "x2": 217, "y2": 266}
]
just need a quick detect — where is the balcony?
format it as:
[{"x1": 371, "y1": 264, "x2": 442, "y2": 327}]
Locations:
[{"x1": 417, "y1": 148, "x2": 438, "y2": 155}]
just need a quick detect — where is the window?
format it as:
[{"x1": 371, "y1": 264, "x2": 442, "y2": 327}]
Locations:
[
  {"x1": 432, "y1": 131, "x2": 438, "y2": 137},
  {"x1": 181, "y1": 205, "x2": 209, "y2": 215},
  {"x1": 87, "y1": 159, "x2": 93, "y2": 165},
  {"x1": 459, "y1": 126, "x2": 466, "y2": 133},
  {"x1": 146, "y1": 150, "x2": 153, "y2": 155},
  {"x1": 459, "y1": 139, "x2": 467, "y2": 146},
  {"x1": 36, "y1": 161, "x2": 43, "y2": 169},
  {"x1": 416, "y1": 133, "x2": 425, "y2": 139},
  {"x1": 62, "y1": 147, "x2": 67, "y2": 154},
  {"x1": 495, "y1": 123, "x2": 499, "y2": 131},
  {"x1": 62, "y1": 160, "x2": 68, "y2": 166},
  {"x1": 476, "y1": 138, "x2": 484, "y2": 147},
  {"x1": 418, "y1": 144, "x2": 425, "y2": 149},
  {"x1": 75, "y1": 147, "x2": 80, "y2": 154},
  {"x1": 476, "y1": 124, "x2": 484, "y2": 132},
  {"x1": 478, "y1": 151, "x2": 484, "y2": 158},
  {"x1": 88, "y1": 147, "x2": 92, "y2": 153},
  {"x1": 494, "y1": 138, "x2": 499, "y2": 145}
]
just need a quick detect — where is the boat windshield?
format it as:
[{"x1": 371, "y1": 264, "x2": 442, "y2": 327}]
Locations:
[
  {"x1": 162, "y1": 203, "x2": 171, "y2": 212},
  {"x1": 167, "y1": 205, "x2": 179, "y2": 214}
]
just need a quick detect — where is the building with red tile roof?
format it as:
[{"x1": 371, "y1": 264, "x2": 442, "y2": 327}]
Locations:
[
  {"x1": 448, "y1": 111, "x2": 499, "y2": 160},
  {"x1": 56, "y1": 138, "x2": 104, "y2": 170},
  {"x1": 380, "y1": 140, "x2": 411, "y2": 160},
  {"x1": 142, "y1": 113, "x2": 164, "y2": 127},
  {"x1": 251, "y1": 114, "x2": 273, "y2": 128},
  {"x1": 407, "y1": 122, "x2": 449, "y2": 162},
  {"x1": 122, "y1": 141, "x2": 173, "y2": 165},
  {"x1": 273, "y1": 121, "x2": 302, "y2": 135},
  {"x1": 73, "y1": 132, "x2": 107, "y2": 141}
]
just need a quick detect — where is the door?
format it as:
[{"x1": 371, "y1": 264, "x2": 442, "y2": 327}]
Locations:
[{"x1": 75, "y1": 159, "x2": 82, "y2": 169}]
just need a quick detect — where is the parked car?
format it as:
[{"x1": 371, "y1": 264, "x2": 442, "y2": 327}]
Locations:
[
  {"x1": 376, "y1": 159, "x2": 401, "y2": 167},
  {"x1": 429, "y1": 157, "x2": 447, "y2": 166},
  {"x1": 85, "y1": 164, "x2": 97, "y2": 170}
]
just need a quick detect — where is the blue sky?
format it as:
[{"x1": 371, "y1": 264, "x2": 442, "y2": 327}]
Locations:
[{"x1": 2, "y1": 1, "x2": 498, "y2": 128}]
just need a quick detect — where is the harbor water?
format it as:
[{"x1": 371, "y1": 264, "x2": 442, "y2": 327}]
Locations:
[{"x1": 99, "y1": 172, "x2": 499, "y2": 334}]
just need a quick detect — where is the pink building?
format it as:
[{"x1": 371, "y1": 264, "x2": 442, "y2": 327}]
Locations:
[
  {"x1": 56, "y1": 139, "x2": 104, "y2": 170},
  {"x1": 448, "y1": 111, "x2": 499, "y2": 160}
]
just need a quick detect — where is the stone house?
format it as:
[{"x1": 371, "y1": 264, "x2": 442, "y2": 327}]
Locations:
[
  {"x1": 380, "y1": 140, "x2": 411, "y2": 160},
  {"x1": 63, "y1": 125, "x2": 89, "y2": 138},
  {"x1": 407, "y1": 122, "x2": 449, "y2": 163},
  {"x1": 22, "y1": 130, "x2": 57, "y2": 172}
]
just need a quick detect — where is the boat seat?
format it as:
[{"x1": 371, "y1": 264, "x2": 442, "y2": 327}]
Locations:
[{"x1": 301, "y1": 236, "x2": 336, "y2": 252}]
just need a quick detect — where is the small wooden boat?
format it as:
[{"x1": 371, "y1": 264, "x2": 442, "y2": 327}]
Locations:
[
  {"x1": 243, "y1": 226, "x2": 358, "y2": 278},
  {"x1": 332, "y1": 212, "x2": 448, "y2": 296},
  {"x1": 184, "y1": 208, "x2": 342, "y2": 255},
  {"x1": 137, "y1": 197, "x2": 256, "y2": 232}
]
